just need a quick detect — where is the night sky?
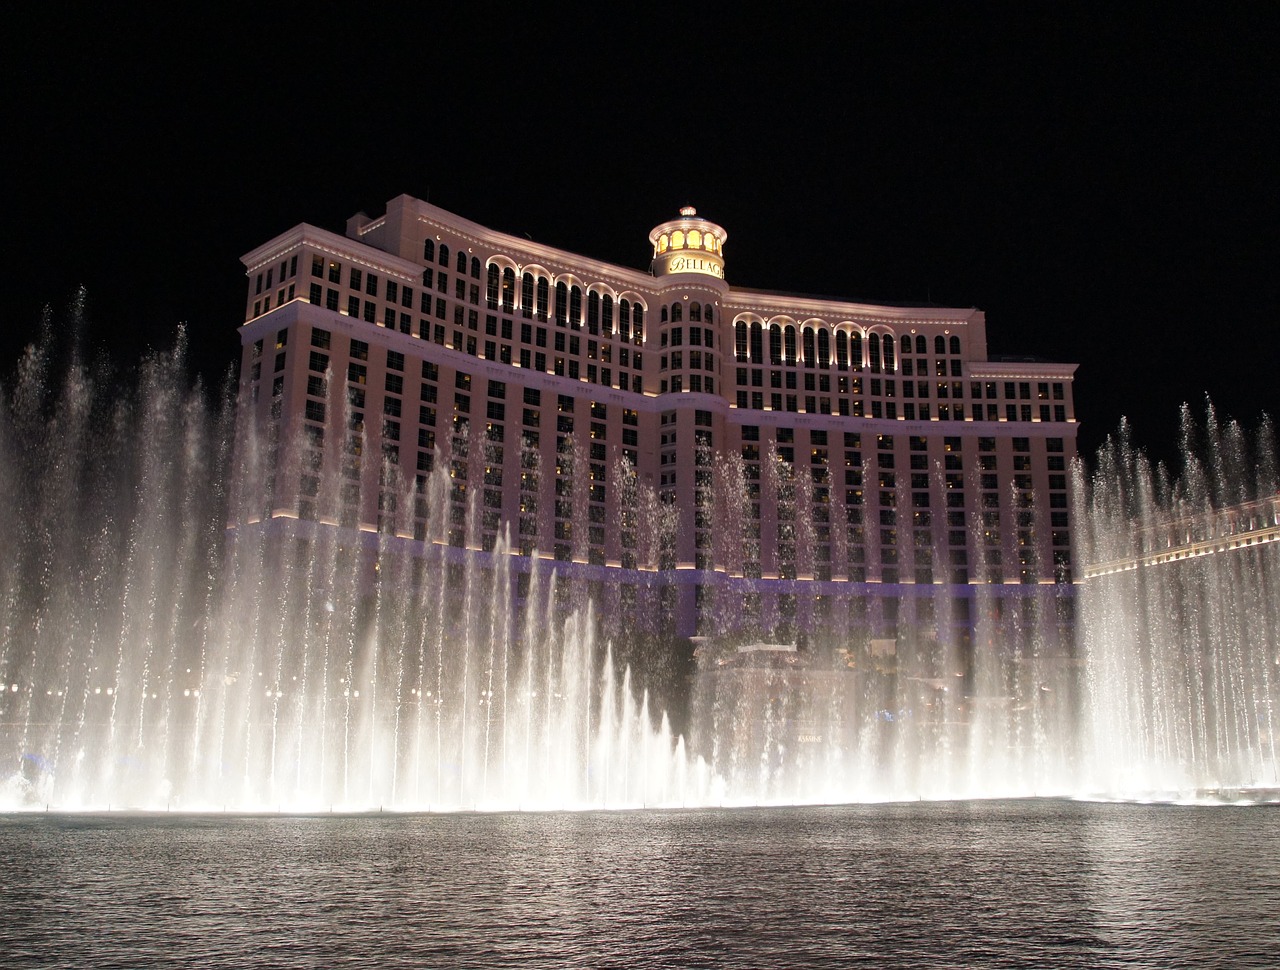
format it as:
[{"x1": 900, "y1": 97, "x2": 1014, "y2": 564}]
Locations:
[{"x1": 8, "y1": 7, "x2": 1277, "y2": 468}]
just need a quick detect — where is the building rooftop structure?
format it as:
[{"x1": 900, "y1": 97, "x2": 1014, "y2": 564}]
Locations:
[{"x1": 237, "y1": 194, "x2": 1078, "y2": 647}]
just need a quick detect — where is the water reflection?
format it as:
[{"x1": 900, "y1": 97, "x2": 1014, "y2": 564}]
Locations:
[{"x1": 1, "y1": 802, "x2": 1276, "y2": 968}]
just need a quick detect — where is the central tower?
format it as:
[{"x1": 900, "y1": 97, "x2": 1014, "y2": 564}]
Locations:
[
  {"x1": 649, "y1": 206, "x2": 728, "y2": 280},
  {"x1": 646, "y1": 207, "x2": 732, "y2": 615}
]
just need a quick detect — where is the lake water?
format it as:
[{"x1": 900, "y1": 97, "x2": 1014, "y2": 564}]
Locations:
[{"x1": 1, "y1": 800, "x2": 1276, "y2": 968}]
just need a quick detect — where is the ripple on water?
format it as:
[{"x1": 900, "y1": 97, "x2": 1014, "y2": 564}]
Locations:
[{"x1": 0, "y1": 801, "x2": 1278, "y2": 969}]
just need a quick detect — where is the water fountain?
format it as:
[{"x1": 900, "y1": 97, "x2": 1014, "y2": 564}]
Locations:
[
  {"x1": 0, "y1": 331, "x2": 700, "y2": 811},
  {"x1": 1076, "y1": 408, "x2": 1280, "y2": 797},
  {"x1": 1, "y1": 325, "x2": 1276, "y2": 810}
]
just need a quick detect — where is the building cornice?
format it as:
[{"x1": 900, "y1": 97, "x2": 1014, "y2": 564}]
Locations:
[
  {"x1": 400, "y1": 197, "x2": 658, "y2": 295},
  {"x1": 723, "y1": 290, "x2": 982, "y2": 327},
  {"x1": 970, "y1": 361, "x2": 1079, "y2": 379},
  {"x1": 242, "y1": 224, "x2": 426, "y2": 283}
]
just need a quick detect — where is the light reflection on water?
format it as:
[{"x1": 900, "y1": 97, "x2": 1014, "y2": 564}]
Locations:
[{"x1": 0, "y1": 801, "x2": 1276, "y2": 969}]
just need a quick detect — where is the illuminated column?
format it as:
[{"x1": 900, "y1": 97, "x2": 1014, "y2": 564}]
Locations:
[{"x1": 650, "y1": 209, "x2": 731, "y2": 634}]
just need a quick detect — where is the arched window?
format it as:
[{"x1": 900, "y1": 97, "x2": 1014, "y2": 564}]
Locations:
[
  {"x1": 935, "y1": 335, "x2": 946, "y2": 355},
  {"x1": 672, "y1": 229, "x2": 685, "y2": 249},
  {"x1": 502, "y1": 268, "x2": 516, "y2": 313},
  {"x1": 471, "y1": 257, "x2": 481, "y2": 280},
  {"x1": 569, "y1": 286, "x2": 582, "y2": 327},
  {"x1": 750, "y1": 322, "x2": 763, "y2": 364},
  {"x1": 423, "y1": 239, "x2": 435, "y2": 262},
  {"x1": 671, "y1": 303, "x2": 683, "y2": 322},
  {"x1": 802, "y1": 328, "x2": 816, "y2": 368},
  {"x1": 950, "y1": 335, "x2": 961, "y2": 355},
  {"x1": 916, "y1": 334, "x2": 927, "y2": 355},
  {"x1": 901, "y1": 335, "x2": 912, "y2": 355},
  {"x1": 869, "y1": 333, "x2": 881, "y2": 373},
  {"x1": 784, "y1": 326, "x2": 797, "y2": 365},
  {"x1": 851, "y1": 332, "x2": 863, "y2": 371},
  {"x1": 769, "y1": 324, "x2": 782, "y2": 365},
  {"x1": 587, "y1": 291, "x2": 600, "y2": 332},
  {"x1": 735, "y1": 321, "x2": 748, "y2": 360},
  {"x1": 521, "y1": 273, "x2": 534, "y2": 319},
  {"x1": 439, "y1": 244, "x2": 449, "y2": 268},
  {"x1": 554, "y1": 281, "x2": 568, "y2": 324},
  {"x1": 818, "y1": 328, "x2": 830, "y2": 367},
  {"x1": 836, "y1": 331, "x2": 848, "y2": 369},
  {"x1": 619, "y1": 299, "x2": 631, "y2": 340},
  {"x1": 883, "y1": 334, "x2": 895, "y2": 373},
  {"x1": 602, "y1": 294, "x2": 614, "y2": 335},
  {"x1": 689, "y1": 302, "x2": 701, "y2": 322},
  {"x1": 688, "y1": 229, "x2": 702, "y2": 249},
  {"x1": 658, "y1": 234, "x2": 669, "y2": 253},
  {"x1": 704, "y1": 303, "x2": 713, "y2": 322},
  {"x1": 486, "y1": 264, "x2": 500, "y2": 309},
  {"x1": 536, "y1": 277, "x2": 549, "y2": 320},
  {"x1": 456, "y1": 251, "x2": 467, "y2": 274},
  {"x1": 660, "y1": 305, "x2": 668, "y2": 323},
  {"x1": 632, "y1": 304, "x2": 643, "y2": 342}
]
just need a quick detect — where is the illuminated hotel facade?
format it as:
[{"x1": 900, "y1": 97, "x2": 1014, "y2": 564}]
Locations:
[{"x1": 237, "y1": 195, "x2": 1078, "y2": 643}]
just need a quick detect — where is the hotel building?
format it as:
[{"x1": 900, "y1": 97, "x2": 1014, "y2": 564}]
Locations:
[{"x1": 237, "y1": 195, "x2": 1078, "y2": 644}]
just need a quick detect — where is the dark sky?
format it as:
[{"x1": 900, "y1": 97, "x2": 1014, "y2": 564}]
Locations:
[{"x1": 7, "y1": 7, "x2": 1277, "y2": 468}]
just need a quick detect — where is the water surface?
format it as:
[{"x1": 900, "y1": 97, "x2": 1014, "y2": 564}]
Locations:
[{"x1": 1, "y1": 800, "x2": 1276, "y2": 968}]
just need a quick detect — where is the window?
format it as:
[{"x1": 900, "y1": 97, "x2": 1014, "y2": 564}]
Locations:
[
  {"x1": 554, "y1": 282, "x2": 568, "y2": 324},
  {"x1": 537, "y1": 278, "x2": 549, "y2": 320},
  {"x1": 502, "y1": 268, "x2": 516, "y2": 312},
  {"x1": 486, "y1": 264, "x2": 500, "y2": 308}
]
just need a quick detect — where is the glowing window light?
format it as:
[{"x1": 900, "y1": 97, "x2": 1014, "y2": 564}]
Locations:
[{"x1": 672, "y1": 230, "x2": 685, "y2": 250}]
